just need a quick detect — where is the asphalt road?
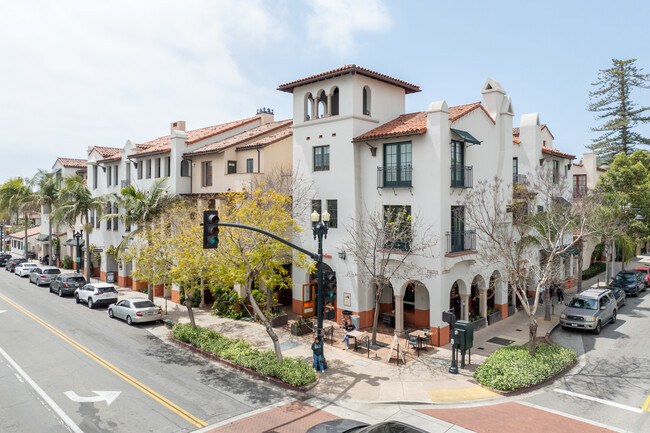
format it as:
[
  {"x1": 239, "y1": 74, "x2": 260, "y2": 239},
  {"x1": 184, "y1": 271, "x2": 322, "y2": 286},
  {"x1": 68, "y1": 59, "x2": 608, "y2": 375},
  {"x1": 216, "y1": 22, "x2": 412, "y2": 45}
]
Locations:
[
  {"x1": 522, "y1": 287, "x2": 650, "y2": 433},
  {"x1": 0, "y1": 267, "x2": 290, "y2": 433}
]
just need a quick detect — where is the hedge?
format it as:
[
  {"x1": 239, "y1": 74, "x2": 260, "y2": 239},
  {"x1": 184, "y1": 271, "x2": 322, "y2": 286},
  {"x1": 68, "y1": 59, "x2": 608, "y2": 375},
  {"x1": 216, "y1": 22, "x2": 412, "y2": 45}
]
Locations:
[
  {"x1": 582, "y1": 261, "x2": 606, "y2": 280},
  {"x1": 473, "y1": 343, "x2": 576, "y2": 391},
  {"x1": 172, "y1": 323, "x2": 316, "y2": 387}
]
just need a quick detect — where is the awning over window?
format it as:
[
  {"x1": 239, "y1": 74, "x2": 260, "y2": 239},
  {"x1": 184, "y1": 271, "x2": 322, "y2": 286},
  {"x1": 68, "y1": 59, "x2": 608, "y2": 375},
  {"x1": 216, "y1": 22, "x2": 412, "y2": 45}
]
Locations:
[
  {"x1": 36, "y1": 234, "x2": 50, "y2": 242},
  {"x1": 451, "y1": 128, "x2": 481, "y2": 145},
  {"x1": 64, "y1": 239, "x2": 85, "y2": 247},
  {"x1": 540, "y1": 245, "x2": 580, "y2": 260}
]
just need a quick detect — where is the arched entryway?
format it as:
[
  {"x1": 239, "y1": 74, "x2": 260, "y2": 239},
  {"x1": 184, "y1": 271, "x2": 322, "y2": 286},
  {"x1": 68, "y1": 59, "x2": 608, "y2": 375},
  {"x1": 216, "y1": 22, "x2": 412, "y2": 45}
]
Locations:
[
  {"x1": 450, "y1": 282, "x2": 461, "y2": 321},
  {"x1": 402, "y1": 280, "x2": 430, "y2": 330},
  {"x1": 469, "y1": 275, "x2": 485, "y2": 320},
  {"x1": 487, "y1": 274, "x2": 497, "y2": 312}
]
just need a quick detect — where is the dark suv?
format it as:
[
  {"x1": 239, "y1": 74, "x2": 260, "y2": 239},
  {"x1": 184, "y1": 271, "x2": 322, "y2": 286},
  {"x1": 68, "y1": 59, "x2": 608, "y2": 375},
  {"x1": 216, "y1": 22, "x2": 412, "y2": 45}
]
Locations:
[
  {"x1": 6, "y1": 258, "x2": 27, "y2": 272},
  {"x1": 0, "y1": 253, "x2": 12, "y2": 266},
  {"x1": 49, "y1": 273, "x2": 87, "y2": 297},
  {"x1": 610, "y1": 270, "x2": 645, "y2": 297}
]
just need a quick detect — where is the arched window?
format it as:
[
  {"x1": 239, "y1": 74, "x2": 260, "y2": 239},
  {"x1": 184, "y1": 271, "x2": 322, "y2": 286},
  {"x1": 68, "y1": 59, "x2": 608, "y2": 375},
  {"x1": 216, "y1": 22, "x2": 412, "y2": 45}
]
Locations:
[
  {"x1": 180, "y1": 160, "x2": 190, "y2": 177},
  {"x1": 330, "y1": 87, "x2": 339, "y2": 116},
  {"x1": 404, "y1": 282, "x2": 415, "y2": 311},
  {"x1": 304, "y1": 93, "x2": 314, "y2": 121},
  {"x1": 363, "y1": 86, "x2": 371, "y2": 115},
  {"x1": 316, "y1": 90, "x2": 327, "y2": 118}
]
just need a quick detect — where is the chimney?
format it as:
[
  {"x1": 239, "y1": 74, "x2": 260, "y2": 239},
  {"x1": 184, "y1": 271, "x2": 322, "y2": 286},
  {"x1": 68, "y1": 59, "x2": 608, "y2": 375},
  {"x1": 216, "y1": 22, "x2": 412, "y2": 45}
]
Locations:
[
  {"x1": 256, "y1": 107, "x2": 274, "y2": 125},
  {"x1": 481, "y1": 78, "x2": 506, "y2": 120},
  {"x1": 171, "y1": 121, "x2": 186, "y2": 134}
]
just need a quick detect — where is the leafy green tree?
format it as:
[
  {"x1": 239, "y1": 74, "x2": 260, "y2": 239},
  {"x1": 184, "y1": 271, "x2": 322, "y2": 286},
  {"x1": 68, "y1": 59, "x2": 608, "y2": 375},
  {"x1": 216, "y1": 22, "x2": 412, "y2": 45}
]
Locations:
[
  {"x1": 0, "y1": 177, "x2": 37, "y2": 258},
  {"x1": 588, "y1": 58, "x2": 650, "y2": 160},
  {"x1": 54, "y1": 175, "x2": 105, "y2": 282},
  {"x1": 33, "y1": 170, "x2": 60, "y2": 265}
]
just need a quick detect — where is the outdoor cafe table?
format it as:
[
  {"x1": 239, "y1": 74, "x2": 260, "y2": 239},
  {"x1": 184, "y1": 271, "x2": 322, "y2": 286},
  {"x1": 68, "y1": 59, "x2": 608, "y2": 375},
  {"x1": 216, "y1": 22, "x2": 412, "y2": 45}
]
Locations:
[
  {"x1": 345, "y1": 330, "x2": 366, "y2": 351},
  {"x1": 410, "y1": 330, "x2": 431, "y2": 356}
]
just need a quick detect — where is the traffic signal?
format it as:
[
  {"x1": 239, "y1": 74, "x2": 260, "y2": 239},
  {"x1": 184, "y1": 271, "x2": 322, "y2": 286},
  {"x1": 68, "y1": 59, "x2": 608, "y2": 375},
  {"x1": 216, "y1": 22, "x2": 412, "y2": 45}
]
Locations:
[{"x1": 203, "y1": 210, "x2": 219, "y2": 249}]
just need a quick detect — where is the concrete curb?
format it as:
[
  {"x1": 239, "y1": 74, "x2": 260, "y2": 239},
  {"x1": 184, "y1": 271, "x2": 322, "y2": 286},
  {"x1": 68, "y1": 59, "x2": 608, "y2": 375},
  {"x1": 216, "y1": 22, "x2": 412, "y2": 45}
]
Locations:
[{"x1": 170, "y1": 336, "x2": 318, "y2": 392}]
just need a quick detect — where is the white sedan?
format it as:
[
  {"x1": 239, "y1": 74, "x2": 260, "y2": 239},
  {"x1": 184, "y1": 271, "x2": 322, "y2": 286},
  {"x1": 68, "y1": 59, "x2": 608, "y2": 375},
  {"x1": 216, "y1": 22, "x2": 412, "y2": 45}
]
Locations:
[
  {"x1": 15, "y1": 263, "x2": 37, "y2": 277},
  {"x1": 108, "y1": 298, "x2": 162, "y2": 325}
]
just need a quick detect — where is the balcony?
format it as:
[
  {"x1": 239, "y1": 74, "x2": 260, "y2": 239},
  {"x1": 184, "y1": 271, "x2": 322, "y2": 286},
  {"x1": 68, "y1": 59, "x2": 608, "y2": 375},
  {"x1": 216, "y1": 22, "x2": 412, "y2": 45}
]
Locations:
[
  {"x1": 451, "y1": 166, "x2": 473, "y2": 188},
  {"x1": 377, "y1": 165, "x2": 412, "y2": 188},
  {"x1": 446, "y1": 230, "x2": 476, "y2": 254}
]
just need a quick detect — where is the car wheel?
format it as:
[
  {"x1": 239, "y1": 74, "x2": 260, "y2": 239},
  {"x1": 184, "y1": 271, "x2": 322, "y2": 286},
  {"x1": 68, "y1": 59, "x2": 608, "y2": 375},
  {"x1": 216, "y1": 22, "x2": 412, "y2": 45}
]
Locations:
[
  {"x1": 75, "y1": 294, "x2": 80, "y2": 304},
  {"x1": 88, "y1": 298, "x2": 94, "y2": 309},
  {"x1": 611, "y1": 310, "x2": 617, "y2": 324},
  {"x1": 126, "y1": 316, "x2": 133, "y2": 326},
  {"x1": 108, "y1": 309, "x2": 114, "y2": 319},
  {"x1": 58, "y1": 289, "x2": 63, "y2": 297},
  {"x1": 593, "y1": 321, "x2": 602, "y2": 335}
]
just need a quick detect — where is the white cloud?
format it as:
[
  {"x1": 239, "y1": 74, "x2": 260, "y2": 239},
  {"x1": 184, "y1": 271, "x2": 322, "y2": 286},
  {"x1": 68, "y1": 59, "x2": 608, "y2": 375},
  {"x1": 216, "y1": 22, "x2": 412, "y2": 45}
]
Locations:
[{"x1": 306, "y1": 0, "x2": 393, "y2": 56}]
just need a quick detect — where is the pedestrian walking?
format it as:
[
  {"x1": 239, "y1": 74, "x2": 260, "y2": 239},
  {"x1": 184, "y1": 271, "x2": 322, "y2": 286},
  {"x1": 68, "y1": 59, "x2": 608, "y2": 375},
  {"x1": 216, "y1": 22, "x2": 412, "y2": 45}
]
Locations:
[
  {"x1": 539, "y1": 285, "x2": 545, "y2": 305},
  {"x1": 311, "y1": 336, "x2": 325, "y2": 373},
  {"x1": 549, "y1": 284, "x2": 556, "y2": 305},
  {"x1": 556, "y1": 283, "x2": 565, "y2": 304}
]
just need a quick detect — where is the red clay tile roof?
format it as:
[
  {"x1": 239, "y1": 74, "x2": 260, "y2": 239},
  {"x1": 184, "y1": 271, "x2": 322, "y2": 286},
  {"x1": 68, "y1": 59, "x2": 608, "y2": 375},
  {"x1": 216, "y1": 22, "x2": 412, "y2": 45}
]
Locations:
[
  {"x1": 542, "y1": 146, "x2": 575, "y2": 159},
  {"x1": 9, "y1": 226, "x2": 41, "y2": 239},
  {"x1": 236, "y1": 127, "x2": 293, "y2": 151},
  {"x1": 597, "y1": 166, "x2": 608, "y2": 172},
  {"x1": 278, "y1": 65, "x2": 421, "y2": 94},
  {"x1": 513, "y1": 137, "x2": 521, "y2": 144},
  {"x1": 352, "y1": 102, "x2": 494, "y2": 142},
  {"x1": 186, "y1": 120, "x2": 292, "y2": 156},
  {"x1": 573, "y1": 163, "x2": 583, "y2": 167},
  {"x1": 90, "y1": 146, "x2": 122, "y2": 159},
  {"x1": 53, "y1": 158, "x2": 87, "y2": 169},
  {"x1": 133, "y1": 116, "x2": 260, "y2": 157}
]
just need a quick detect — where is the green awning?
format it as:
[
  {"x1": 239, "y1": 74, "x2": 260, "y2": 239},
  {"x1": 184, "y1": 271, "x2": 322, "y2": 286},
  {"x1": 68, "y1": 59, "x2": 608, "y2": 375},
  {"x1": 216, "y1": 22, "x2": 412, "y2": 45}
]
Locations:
[
  {"x1": 560, "y1": 245, "x2": 580, "y2": 258},
  {"x1": 451, "y1": 128, "x2": 481, "y2": 145},
  {"x1": 64, "y1": 239, "x2": 85, "y2": 247},
  {"x1": 36, "y1": 234, "x2": 50, "y2": 242}
]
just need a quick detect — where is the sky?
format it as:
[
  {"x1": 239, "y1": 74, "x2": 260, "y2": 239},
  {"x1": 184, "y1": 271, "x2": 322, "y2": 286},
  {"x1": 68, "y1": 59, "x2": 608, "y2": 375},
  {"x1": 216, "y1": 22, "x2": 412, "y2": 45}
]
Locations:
[{"x1": 2, "y1": 0, "x2": 649, "y2": 182}]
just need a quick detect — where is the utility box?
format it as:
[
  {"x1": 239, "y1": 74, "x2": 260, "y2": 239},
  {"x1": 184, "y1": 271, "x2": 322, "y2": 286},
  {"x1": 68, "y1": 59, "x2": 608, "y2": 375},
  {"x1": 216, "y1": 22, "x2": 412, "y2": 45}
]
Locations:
[{"x1": 453, "y1": 320, "x2": 474, "y2": 350}]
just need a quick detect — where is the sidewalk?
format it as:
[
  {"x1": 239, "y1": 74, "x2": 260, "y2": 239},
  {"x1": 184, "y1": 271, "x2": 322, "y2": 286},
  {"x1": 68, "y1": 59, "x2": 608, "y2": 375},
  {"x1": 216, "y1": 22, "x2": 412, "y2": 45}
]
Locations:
[{"x1": 96, "y1": 256, "x2": 650, "y2": 404}]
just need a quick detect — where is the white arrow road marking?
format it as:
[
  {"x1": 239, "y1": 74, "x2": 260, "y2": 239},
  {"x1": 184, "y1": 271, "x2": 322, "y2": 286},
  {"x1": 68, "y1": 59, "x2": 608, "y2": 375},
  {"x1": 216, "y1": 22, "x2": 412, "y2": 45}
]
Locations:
[
  {"x1": 553, "y1": 388, "x2": 644, "y2": 413},
  {"x1": 0, "y1": 310, "x2": 6, "y2": 314},
  {"x1": 64, "y1": 390, "x2": 121, "y2": 406},
  {"x1": 0, "y1": 346, "x2": 83, "y2": 433}
]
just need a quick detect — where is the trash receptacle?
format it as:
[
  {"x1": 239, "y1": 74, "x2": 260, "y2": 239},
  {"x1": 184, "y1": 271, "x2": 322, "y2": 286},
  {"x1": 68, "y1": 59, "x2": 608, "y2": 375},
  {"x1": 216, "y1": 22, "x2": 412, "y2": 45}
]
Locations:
[{"x1": 351, "y1": 315, "x2": 360, "y2": 330}]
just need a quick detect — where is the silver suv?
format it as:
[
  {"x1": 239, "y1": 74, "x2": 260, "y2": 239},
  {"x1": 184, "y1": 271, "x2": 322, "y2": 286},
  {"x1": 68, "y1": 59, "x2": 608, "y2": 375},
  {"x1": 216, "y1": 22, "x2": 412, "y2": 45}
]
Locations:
[
  {"x1": 75, "y1": 283, "x2": 118, "y2": 309},
  {"x1": 560, "y1": 288, "x2": 617, "y2": 335}
]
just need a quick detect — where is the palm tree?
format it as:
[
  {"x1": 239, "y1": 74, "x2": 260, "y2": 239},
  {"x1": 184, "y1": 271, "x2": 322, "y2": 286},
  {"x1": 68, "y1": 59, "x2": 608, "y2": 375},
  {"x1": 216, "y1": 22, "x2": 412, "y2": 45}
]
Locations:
[
  {"x1": 34, "y1": 170, "x2": 60, "y2": 265},
  {"x1": 0, "y1": 177, "x2": 37, "y2": 258},
  {"x1": 54, "y1": 175, "x2": 105, "y2": 282},
  {"x1": 103, "y1": 178, "x2": 175, "y2": 301}
]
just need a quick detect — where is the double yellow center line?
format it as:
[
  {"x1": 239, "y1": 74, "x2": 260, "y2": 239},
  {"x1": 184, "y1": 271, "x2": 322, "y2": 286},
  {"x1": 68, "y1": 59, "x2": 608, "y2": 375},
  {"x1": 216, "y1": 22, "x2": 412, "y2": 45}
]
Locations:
[
  {"x1": 0, "y1": 293, "x2": 207, "y2": 428},
  {"x1": 642, "y1": 394, "x2": 650, "y2": 412}
]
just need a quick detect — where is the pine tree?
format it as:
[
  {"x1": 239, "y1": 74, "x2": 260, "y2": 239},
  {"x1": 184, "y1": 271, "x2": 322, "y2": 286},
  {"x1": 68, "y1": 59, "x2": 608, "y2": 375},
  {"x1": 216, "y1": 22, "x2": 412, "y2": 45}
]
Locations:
[{"x1": 588, "y1": 58, "x2": 650, "y2": 161}]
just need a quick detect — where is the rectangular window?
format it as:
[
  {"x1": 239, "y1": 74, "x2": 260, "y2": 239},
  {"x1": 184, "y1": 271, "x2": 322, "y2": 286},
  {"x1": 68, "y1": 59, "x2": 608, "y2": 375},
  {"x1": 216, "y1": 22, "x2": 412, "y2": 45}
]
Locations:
[
  {"x1": 450, "y1": 206, "x2": 465, "y2": 253},
  {"x1": 114, "y1": 165, "x2": 119, "y2": 186},
  {"x1": 165, "y1": 157, "x2": 171, "y2": 177},
  {"x1": 106, "y1": 204, "x2": 112, "y2": 230},
  {"x1": 107, "y1": 166, "x2": 112, "y2": 186},
  {"x1": 573, "y1": 174, "x2": 587, "y2": 197},
  {"x1": 450, "y1": 140, "x2": 465, "y2": 187},
  {"x1": 312, "y1": 199, "x2": 322, "y2": 216},
  {"x1": 383, "y1": 205, "x2": 411, "y2": 251},
  {"x1": 227, "y1": 160, "x2": 237, "y2": 174},
  {"x1": 313, "y1": 145, "x2": 330, "y2": 171},
  {"x1": 95, "y1": 209, "x2": 100, "y2": 229},
  {"x1": 552, "y1": 160, "x2": 559, "y2": 183},
  {"x1": 155, "y1": 158, "x2": 161, "y2": 178},
  {"x1": 327, "y1": 200, "x2": 337, "y2": 229},
  {"x1": 202, "y1": 161, "x2": 212, "y2": 187},
  {"x1": 180, "y1": 160, "x2": 190, "y2": 177},
  {"x1": 383, "y1": 142, "x2": 412, "y2": 187},
  {"x1": 93, "y1": 165, "x2": 98, "y2": 189},
  {"x1": 246, "y1": 158, "x2": 254, "y2": 173},
  {"x1": 146, "y1": 159, "x2": 152, "y2": 179},
  {"x1": 513, "y1": 157, "x2": 518, "y2": 177},
  {"x1": 125, "y1": 162, "x2": 131, "y2": 186},
  {"x1": 113, "y1": 204, "x2": 118, "y2": 231},
  {"x1": 138, "y1": 161, "x2": 143, "y2": 179}
]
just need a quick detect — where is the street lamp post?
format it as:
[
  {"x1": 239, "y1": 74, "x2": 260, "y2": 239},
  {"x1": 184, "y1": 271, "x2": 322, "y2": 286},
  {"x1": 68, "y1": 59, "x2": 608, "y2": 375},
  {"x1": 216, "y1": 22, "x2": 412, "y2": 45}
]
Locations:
[
  {"x1": 0, "y1": 222, "x2": 4, "y2": 253},
  {"x1": 311, "y1": 209, "x2": 330, "y2": 339},
  {"x1": 73, "y1": 229, "x2": 83, "y2": 274}
]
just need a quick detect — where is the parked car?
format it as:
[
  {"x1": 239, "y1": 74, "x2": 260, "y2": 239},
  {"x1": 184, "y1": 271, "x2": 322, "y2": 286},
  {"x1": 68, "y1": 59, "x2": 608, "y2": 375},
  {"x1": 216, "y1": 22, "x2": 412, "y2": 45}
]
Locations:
[
  {"x1": 15, "y1": 262, "x2": 37, "y2": 277},
  {"x1": 28, "y1": 266, "x2": 61, "y2": 286},
  {"x1": 5, "y1": 258, "x2": 26, "y2": 272},
  {"x1": 108, "y1": 298, "x2": 162, "y2": 325},
  {"x1": 0, "y1": 253, "x2": 12, "y2": 266},
  {"x1": 560, "y1": 288, "x2": 617, "y2": 335},
  {"x1": 610, "y1": 270, "x2": 645, "y2": 297},
  {"x1": 609, "y1": 286, "x2": 627, "y2": 309},
  {"x1": 74, "y1": 283, "x2": 118, "y2": 309},
  {"x1": 307, "y1": 420, "x2": 428, "y2": 433},
  {"x1": 632, "y1": 266, "x2": 650, "y2": 288},
  {"x1": 49, "y1": 273, "x2": 87, "y2": 297}
]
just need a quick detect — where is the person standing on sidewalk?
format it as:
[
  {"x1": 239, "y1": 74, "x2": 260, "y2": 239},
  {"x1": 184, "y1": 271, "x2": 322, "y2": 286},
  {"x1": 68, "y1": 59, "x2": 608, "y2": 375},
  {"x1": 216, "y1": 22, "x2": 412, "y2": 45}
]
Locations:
[
  {"x1": 556, "y1": 282, "x2": 565, "y2": 304},
  {"x1": 311, "y1": 336, "x2": 325, "y2": 373}
]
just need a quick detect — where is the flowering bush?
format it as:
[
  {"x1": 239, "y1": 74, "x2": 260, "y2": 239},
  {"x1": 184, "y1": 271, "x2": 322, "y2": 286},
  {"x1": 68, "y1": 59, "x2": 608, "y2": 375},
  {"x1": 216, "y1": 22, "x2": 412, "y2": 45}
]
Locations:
[
  {"x1": 473, "y1": 343, "x2": 576, "y2": 391},
  {"x1": 172, "y1": 323, "x2": 316, "y2": 387}
]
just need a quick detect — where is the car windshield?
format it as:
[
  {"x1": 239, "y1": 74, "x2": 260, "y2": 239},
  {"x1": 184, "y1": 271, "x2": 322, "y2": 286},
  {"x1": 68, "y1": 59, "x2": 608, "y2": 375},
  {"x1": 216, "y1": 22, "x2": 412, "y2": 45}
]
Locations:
[
  {"x1": 97, "y1": 287, "x2": 116, "y2": 293},
  {"x1": 24, "y1": 264, "x2": 36, "y2": 267},
  {"x1": 614, "y1": 273, "x2": 636, "y2": 283},
  {"x1": 44, "y1": 269, "x2": 60, "y2": 274},
  {"x1": 133, "y1": 300, "x2": 156, "y2": 308},
  {"x1": 568, "y1": 298, "x2": 598, "y2": 310},
  {"x1": 66, "y1": 277, "x2": 85, "y2": 283}
]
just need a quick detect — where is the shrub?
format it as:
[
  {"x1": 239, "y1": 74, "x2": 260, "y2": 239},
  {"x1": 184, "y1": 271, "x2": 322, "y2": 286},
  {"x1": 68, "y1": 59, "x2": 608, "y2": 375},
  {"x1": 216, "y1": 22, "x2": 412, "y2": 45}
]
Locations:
[
  {"x1": 61, "y1": 256, "x2": 73, "y2": 270},
  {"x1": 172, "y1": 323, "x2": 316, "y2": 387},
  {"x1": 474, "y1": 343, "x2": 576, "y2": 391},
  {"x1": 582, "y1": 261, "x2": 606, "y2": 280},
  {"x1": 211, "y1": 286, "x2": 246, "y2": 319},
  {"x1": 178, "y1": 289, "x2": 202, "y2": 307}
]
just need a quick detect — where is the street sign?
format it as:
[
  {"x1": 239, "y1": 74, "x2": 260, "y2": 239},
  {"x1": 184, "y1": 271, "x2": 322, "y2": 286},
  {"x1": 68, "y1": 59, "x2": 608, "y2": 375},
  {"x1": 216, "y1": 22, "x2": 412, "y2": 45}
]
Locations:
[{"x1": 92, "y1": 249, "x2": 103, "y2": 253}]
